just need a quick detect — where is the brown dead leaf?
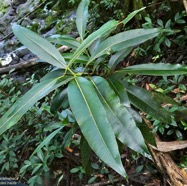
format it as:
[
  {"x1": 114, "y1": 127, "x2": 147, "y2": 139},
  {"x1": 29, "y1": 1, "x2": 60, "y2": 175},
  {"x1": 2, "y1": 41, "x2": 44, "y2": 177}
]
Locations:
[
  {"x1": 157, "y1": 140, "x2": 187, "y2": 152},
  {"x1": 181, "y1": 95, "x2": 187, "y2": 102},
  {"x1": 65, "y1": 146, "x2": 73, "y2": 153},
  {"x1": 172, "y1": 88, "x2": 181, "y2": 94},
  {"x1": 146, "y1": 83, "x2": 150, "y2": 90}
]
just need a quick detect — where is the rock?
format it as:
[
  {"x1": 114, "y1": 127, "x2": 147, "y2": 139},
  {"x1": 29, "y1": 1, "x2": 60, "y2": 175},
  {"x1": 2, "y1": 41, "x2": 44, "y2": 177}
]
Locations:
[
  {"x1": 14, "y1": 46, "x2": 30, "y2": 57},
  {"x1": 12, "y1": 0, "x2": 27, "y2": 7},
  {"x1": 22, "y1": 53, "x2": 35, "y2": 61},
  {"x1": 3, "y1": 0, "x2": 11, "y2": 7}
]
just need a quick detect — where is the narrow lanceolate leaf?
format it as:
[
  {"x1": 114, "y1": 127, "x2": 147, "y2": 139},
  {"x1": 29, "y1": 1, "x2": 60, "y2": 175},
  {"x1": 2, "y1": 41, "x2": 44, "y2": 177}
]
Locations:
[
  {"x1": 30, "y1": 126, "x2": 64, "y2": 158},
  {"x1": 76, "y1": 0, "x2": 90, "y2": 40},
  {"x1": 68, "y1": 77, "x2": 126, "y2": 178},
  {"x1": 127, "y1": 107, "x2": 156, "y2": 147},
  {"x1": 91, "y1": 76, "x2": 148, "y2": 155},
  {"x1": 50, "y1": 88, "x2": 68, "y2": 114},
  {"x1": 151, "y1": 91, "x2": 179, "y2": 106},
  {"x1": 48, "y1": 35, "x2": 80, "y2": 49},
  {"x1": 107, "y1": 77, "x2": 130, "y2": 107},
  {"x1": 68, "y1": 20, "x2": 119, "y2": 67},
  {"x1": 124, "y1": 84, "x2": 172, "y2": 123},
  {"x1": 12, "y1": 23, "x2": 67, "y2": 69},
  {"x1": 114, "y1": 63, "x2": 187, "y2": 76},
  {"x1": 89, "y1": 28, "x2": 159, "y2": 63},
  {"x1": 122, "y1": 7, "x2": 146, "y2": 25},
  {"x1": 0, "y1": 71, "x2": 73, "y2": 135},
  {"x1": 80, "y1": 136, "x2": 92, "y2": 175},
  {"x1": 89, "y1": 38, "x2": 104, "y2": 55},
  {"x1": 108, "y1": 47, "x2": 133, "y2": 69}
]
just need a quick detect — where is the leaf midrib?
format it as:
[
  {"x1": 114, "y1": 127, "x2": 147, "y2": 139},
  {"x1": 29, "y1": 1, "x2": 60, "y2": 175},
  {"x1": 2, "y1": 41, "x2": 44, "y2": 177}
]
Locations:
[
  {"x1": 74, "y1": 77, "x2": 118, "y2": 160},
  {"x1": 68, "y1": 21, "x2": 118, "y2": 67},
  {"x1": 90, "y1": 78, "x2": 143, "y2": 147},
  {"x1": 21, "y1": 30, "x2": 66, "y2": 68},
  {"x1": 89, "y1": 31, "x2": 158, "y2": 62}
]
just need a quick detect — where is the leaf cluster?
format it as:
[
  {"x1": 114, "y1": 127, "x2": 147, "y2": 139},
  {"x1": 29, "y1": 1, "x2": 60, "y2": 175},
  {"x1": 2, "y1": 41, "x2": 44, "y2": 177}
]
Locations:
[{"x1": 1, "y1": 0, "x2": 187, "y2": 179}]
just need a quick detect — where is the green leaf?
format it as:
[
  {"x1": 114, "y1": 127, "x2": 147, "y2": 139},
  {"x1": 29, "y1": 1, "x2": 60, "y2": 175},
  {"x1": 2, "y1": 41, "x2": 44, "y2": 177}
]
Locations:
[
  {"x1": 107, "y1": 77, "x2": 130, "y2": 107},
  {"x1": 68, "y1": 77, "x2": 126, "y2": 178},
  {"x1": 30, "y1": 126, "x2": 64, "y2": 158},
  {"x1": 91, "y1": 76, "x2": 148, "y2": 155},
  {"x1": 124, "y1": 84, "x2": 172, "y2": 123},
  {"x1": 88, "y1": 176, "x2": 97, "y2": 184},
  {"x1": 127, "y1": 107, "x2": 156, "y2": 147},
  {"x1": 89, "y1": 28, "x2": 159, "y2": 63},
  {"x1": 89, "y1": 38, "x2": 105, "y2": 55},
  {"x1": 68, "y1": 20, "x2": 119, "y2": 67},
  {"x1": 0, "y1": 71, "x2": 73, "y2": 135},
  {"x1": 122, "y1": 7, "x2": 146, "y2": 25},
  {"x1": 151, "y1": 91, "x2": 179, "y2": 106},
  {"x1": 70, "y1": 167, "x2": 80, "y2": 173},
  {"x1": 50, "y1": 88, "x2": 68, "y2": 114},
  {"x1": 40, "y1": 69, "x2": 66, "y2": 81},
  {"x1": 32, "y1": 163, "x2": 42, "y2": 175},
  {"x1": 44, "y1": 122, "x2": 64, "y2": 132},
  {"x1": 80, "y1": 136, "x2": 92, "y2": 175},
  {"x1": 76, "y1": 0, "x2": 90, "y2": 40},
  {"x1": 20, "y1": 164, "x2": 30, "y2": 174},
  {"x1": 48, "y1": 35, "x2": 80, "y2": 49},
  {"x1": 62, "y1": 53, "x2": 89, "y2": 64},
  {"x1": 12, "y1": 23, "x2": 67, "y2": 68},
  {"x1": 115, "y1": 63, "x2": 187, "y2": 76},
  {"x1": 62, "y1": 126, "x2": 78, "y2": 150},
  {"x1": 108, "y1": 47, "x2": 133, "y2": 69}
]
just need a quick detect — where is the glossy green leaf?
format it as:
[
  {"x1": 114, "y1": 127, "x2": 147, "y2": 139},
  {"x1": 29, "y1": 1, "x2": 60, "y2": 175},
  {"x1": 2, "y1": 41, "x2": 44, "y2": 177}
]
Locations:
[
  {"x1": 68, "y1": 77, "x2": 126, "y2": 178},
  {"x1": 115, "y1": 63, "x2": 187, "y2": 76},
  {"x1": 151, "y1": 91, "x2": 179, "y2": 106},
  {"x1": 68, "y1": 20, "x2": 119, "y2": 67},
  {"x1": 32, "y1": 164, "x2": 42, "y2": 175},
  {"x1": 30, "y1": 126, "x2": 64, "y2": 158},
  {"x1": 91, "y1": 76, "x2": 148, "y2": 155},
  {"x1": 50, "y1": 88, "x2": 68, "y2": 114},
  {"x1": 40, "y1": 69, "x2": 65, "y2": 81},
  {"x1": 127, "y1": 107, "x2": 156, "y2": 147},
  {"x1": 89, "y1": 38, "x2": 105, "y2": 55},
  {"x1": 89, "y1": 28, "x2": 159, "y2": 63},
  {"x1": 0, "y1": 71, "x2": 73, "y2": 135},
  {"x1": 76, "y1": 0, "x2": 90, "y2": 40},
  {"x1": 62, "y1": 125, "x2": 78, "y2": 150},
  {"x1": 48, "y1": 35, "x2": 80, "y2": 49},
  {"x1": 80, "y1": 136, "x2": 92, "y2": 175},
  {"x1": 124, "y1": 84, "x2": 172, "y2": 123},
  {"x1": 108, "y1": 47, "x2": 133, "y2": 69},
  {"x1": 12, "y1": 23, "x2": 67, "y2": 68},
  {"x1": 62, "y1": 53, "x2": 89, "y2": 64},
  {"x1": 122, "y1": 7, "x2": 146, "y2": 25},
  {"x1": 107, "y1": 77, "x2": 130, "y2": 107}
]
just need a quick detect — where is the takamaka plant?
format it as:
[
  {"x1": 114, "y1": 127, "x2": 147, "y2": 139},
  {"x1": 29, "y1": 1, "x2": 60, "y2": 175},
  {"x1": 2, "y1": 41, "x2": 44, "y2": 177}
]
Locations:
[{"x1": 1, "y1": 0, "x2": 187, "y2": 178}]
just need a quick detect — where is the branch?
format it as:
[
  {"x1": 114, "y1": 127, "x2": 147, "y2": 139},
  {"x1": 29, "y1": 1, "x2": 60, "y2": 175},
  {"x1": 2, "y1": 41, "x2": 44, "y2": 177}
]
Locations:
[
  {"x1": 0, "y1": 59, "x2": 38, "y2": 74},
  {"x1": 144, "y1": 118, "x2": 187, "y2": 186}
]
